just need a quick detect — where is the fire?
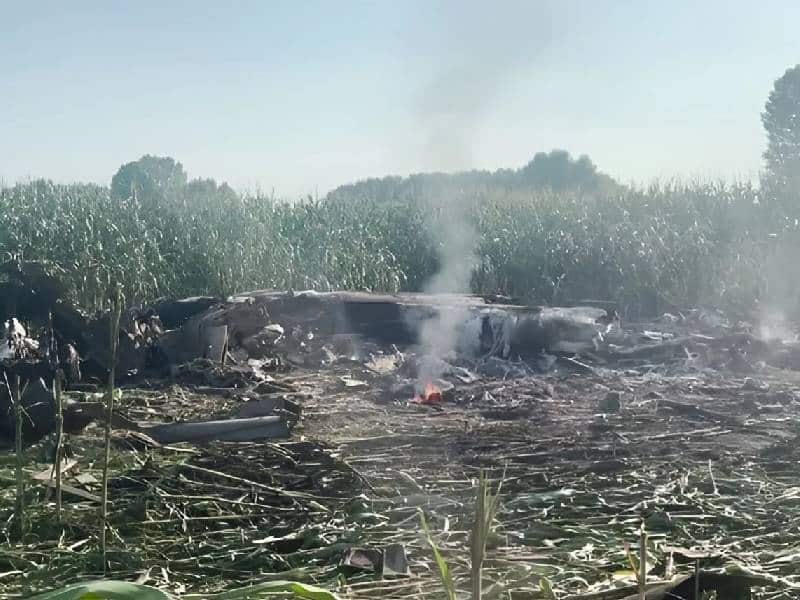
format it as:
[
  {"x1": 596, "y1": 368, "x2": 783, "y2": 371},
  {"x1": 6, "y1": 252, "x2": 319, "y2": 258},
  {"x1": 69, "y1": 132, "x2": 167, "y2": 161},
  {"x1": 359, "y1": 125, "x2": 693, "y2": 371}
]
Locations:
[{"x1": 411, "y1": 381, "x2": 442, "y2": 405}]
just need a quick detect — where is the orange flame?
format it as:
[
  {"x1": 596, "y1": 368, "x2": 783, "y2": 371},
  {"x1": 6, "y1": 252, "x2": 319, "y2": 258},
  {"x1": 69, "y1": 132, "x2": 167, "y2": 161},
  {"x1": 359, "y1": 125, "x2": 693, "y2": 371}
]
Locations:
[{"x1": 412, "y1": 381, "x2": 442, "y2": 404}]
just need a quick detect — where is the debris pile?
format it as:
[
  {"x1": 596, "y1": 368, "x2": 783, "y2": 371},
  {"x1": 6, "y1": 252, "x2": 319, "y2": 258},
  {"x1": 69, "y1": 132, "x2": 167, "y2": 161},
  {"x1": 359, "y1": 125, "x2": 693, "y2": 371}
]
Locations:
[{"x1": 7, "y1": 435, "x2": 364, "y2": 595}]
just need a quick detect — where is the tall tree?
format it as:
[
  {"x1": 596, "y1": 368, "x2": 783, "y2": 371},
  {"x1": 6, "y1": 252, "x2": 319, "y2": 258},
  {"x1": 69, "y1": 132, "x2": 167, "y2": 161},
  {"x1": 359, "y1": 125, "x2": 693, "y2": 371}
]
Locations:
[
  {"x1": 762, "y1": 65, "x2": 800, "y2": 190},
  {"x1": 110, "y1": 155, "x2": 187, "y2": 201}
]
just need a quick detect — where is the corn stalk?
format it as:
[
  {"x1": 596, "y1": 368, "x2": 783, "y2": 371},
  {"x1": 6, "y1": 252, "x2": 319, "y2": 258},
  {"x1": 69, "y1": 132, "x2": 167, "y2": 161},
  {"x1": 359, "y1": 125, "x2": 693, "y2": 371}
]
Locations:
[
  {"x1": 418, "y1": 510, "x2": 456, "y2": 600},
  {"x1": 53, "y1": 369, "x2": 64, "y2": 520},
  {"x1": 470, "y1": 470, "x2": 502, "y2": 600},
  {"x1": 625, "y1": 524, "x2": 649, "y2": 600},
  {"x1": 8, "y1": 372, "x2": 25, "y2": 539},
  {"x1": 100, "y1": 287, "x2": 124, "y2": 573}
]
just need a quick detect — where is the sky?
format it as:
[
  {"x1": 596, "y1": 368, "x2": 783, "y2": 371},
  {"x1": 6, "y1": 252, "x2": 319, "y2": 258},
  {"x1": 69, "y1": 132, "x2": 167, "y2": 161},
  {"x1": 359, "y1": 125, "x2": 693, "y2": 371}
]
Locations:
[{"x1": 2, "y1": 0, "x2": 799, "y2": 197}]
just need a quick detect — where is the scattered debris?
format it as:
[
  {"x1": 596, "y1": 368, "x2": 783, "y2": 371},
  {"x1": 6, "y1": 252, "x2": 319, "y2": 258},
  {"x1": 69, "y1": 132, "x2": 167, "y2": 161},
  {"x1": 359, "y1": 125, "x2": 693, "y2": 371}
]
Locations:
[
  {"x1": 742, "y1": 376, "x2": 768, "y2": 391},
  {"x1": 4, "y1": 282, "x2": 800, "y2": 598},
  {"x1": 340, "y1": 544, "x2": 410, "y2": 578},
  {"x1": 150, "y1": 296, "x2": 218, "y2": 329},
  {"x1": 1, "y1": 318, "x2": 38, "y2": 360},
  {"x1": 341, "y1": 547, "x2": 383, "y2": 573},
  {"x1": 619, "y1": 571, "x2": 762, "y2": 600},
  {"x1": 599, "y1": 390, "x2": 622, "y2": 412},
  {"x1": 381, "y1": 543, "x2": 411, "y2": 577},
  {"x1": 340, "y1": 376, "x2": 368, "y2": 389},
  {"x1": 141, "y1": 415, "x2": 290, "y2": 444}
]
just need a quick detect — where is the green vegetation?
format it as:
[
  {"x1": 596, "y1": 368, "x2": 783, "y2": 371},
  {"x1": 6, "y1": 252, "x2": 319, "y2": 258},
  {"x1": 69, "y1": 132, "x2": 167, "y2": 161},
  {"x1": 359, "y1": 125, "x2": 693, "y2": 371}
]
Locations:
[
  {"x1": 762, "y1": 64, "x2": 800, "y2": 192},
  {"x1": 417, "y1": 471, "x2": 502, "y2": 600},
  {"x1": 1, "y1": 174, "x2": 798, "y2": 318}
]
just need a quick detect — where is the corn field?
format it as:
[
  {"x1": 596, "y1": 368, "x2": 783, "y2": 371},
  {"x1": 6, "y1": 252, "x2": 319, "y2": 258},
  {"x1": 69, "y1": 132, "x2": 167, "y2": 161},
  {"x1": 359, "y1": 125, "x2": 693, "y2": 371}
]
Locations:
[{"x1": 1, "y1": 178, "x2": 799, "y2": 318}]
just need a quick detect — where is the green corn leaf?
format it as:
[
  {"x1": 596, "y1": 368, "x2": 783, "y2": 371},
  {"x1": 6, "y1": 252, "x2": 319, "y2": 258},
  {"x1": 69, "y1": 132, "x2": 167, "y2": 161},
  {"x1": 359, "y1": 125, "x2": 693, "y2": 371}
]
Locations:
[
  {"x1": 27, "y1": 581, "x2": 173, "y2": 600},
  {"x1": 185, "y1": 580, "x2": 341, "y2": 600},
  {"x1": 419, "y1": 509, "x2": 457, "y2": 600}
]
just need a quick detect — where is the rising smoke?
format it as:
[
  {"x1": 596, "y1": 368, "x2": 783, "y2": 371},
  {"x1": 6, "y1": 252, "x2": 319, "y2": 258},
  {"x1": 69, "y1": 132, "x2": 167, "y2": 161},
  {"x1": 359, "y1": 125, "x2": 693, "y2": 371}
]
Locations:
[
  {"x1": 406, "y1": 0, "x2": 550, "y2": 384},
  {"x1": 414, "y1": 197, "x2": 478, "y2": 386},
  {"x1": 405, "y1": 2, "x2": 548, "y2": 386},
  {"x1": 756, "y1": 236, "x2": 800, "y2": 342}
]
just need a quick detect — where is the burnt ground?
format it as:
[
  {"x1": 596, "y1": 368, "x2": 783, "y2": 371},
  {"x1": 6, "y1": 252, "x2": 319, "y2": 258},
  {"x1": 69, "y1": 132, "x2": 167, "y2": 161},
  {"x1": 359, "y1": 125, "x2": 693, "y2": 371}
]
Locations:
[
  {"x1": 300, "y1": 360, "x2": 800, "y2": 598},
  {"x1": 3, "y1": 350, "x2": 800, "y2": 598}
]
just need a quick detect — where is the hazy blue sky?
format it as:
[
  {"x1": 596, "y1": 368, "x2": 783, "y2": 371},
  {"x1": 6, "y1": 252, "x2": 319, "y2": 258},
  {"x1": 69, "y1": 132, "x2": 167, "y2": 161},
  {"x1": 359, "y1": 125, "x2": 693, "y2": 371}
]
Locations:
[{"x1": 2, "y1": 1, "x2": 799, "y2": 197}]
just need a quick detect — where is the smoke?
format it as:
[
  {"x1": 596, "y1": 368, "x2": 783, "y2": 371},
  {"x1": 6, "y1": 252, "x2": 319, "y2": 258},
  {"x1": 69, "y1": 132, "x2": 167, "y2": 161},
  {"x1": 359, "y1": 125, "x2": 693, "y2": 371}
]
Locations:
[
  {"x1": 412, "y1": 2, "x2": 546, "y2": 172},
  {"x1": 417, "y1": 64, "x2": 496, "y2": 172},
  {"x1": 411, "y1": 26, "x2": 485, "y2": 385},
  {"x1": 404, "y1": 2, "x2": 548, "y2": 386},
  {"x1": 756, "y1": 235, "x2": 800, "y2": 342},
  {"x1": 344, "y1": 6, "x2": 545, "y2": 375},
  {"x1": 757, "y1": 306, "x2": 796, "y2": 342},
  {"x1": 415, "y1": 197, "x2": 478, "y2": 385}
]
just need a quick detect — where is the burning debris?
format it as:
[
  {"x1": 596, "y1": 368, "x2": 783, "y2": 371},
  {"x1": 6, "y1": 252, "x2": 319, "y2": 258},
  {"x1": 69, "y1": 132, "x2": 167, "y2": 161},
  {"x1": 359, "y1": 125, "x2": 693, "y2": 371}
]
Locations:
[
  {"x1": 411, "y1": 381, "x2": 444, "y2": 405},
  {"x1": 415, "y1": 381, "x2": 442, "y2": 404}
]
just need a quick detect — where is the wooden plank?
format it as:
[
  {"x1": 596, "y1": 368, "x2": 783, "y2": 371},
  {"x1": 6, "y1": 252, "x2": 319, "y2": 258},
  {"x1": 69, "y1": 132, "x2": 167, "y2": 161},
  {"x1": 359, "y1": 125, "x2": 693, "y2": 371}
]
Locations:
[
  {"x1": 142, "y1": 415, "x2": 288, "y2": 444},
  {"x1": 33, "y1": 458, "x2": 77, "y2": 481},
  {"x1": 40, "y1": 479, "x2": 101, "y2": 503}
]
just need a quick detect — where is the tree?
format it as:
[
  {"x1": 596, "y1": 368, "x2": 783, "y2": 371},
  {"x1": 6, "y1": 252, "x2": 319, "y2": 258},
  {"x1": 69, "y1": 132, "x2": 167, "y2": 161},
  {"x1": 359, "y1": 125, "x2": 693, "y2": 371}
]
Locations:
[
  {"x1": 518, "y1": 150, "x2": 615, "y2": 191},
  {"x1": 110, "y1": 155, "x2": 187, "y2": 201},
  {"x1": 762, "y1": 64, "x2": 800, "y2": 190},
  {"x1": 183, "y1": 178, "x2": 238, "y2": 204}
]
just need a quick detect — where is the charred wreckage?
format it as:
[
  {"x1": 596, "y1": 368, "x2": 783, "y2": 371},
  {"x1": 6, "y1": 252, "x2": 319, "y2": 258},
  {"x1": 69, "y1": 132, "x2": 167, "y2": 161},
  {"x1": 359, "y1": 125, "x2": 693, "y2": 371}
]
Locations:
[{"x1": 0, "y1": 262, "x2": 628, "y2": 449}]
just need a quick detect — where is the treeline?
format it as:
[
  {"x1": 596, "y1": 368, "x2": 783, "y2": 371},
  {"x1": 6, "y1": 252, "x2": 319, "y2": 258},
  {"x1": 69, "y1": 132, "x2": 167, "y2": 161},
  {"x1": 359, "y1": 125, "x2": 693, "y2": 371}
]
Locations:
[{"x1": 327, "y1": 150, "x2": 619, "y2": 204}]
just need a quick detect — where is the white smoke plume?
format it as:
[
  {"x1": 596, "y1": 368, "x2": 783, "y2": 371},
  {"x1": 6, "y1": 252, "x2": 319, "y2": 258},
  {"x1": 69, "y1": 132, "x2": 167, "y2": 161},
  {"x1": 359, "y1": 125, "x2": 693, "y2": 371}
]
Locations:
[
  {"x1": 405, "y1": 1, "x2": 547, "y2": 386},
  {"x1": 415, "y1": 197, "x2": 478, "y2": 386},
  {"x1": 756, "y1": 238, "x2": 800, "y2": 342}
]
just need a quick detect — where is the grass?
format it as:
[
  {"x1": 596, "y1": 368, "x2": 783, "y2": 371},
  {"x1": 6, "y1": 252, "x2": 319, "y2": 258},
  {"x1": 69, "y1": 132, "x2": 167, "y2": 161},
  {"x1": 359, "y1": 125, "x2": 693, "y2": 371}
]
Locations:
[{"x1": 1, "y1": 178, "x2": 799, "y2": 318}]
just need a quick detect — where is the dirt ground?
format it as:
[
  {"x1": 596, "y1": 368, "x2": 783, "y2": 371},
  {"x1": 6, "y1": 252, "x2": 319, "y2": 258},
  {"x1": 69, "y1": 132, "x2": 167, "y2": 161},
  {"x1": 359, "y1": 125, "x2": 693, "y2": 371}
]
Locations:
[{"x1": 4, "y1": 337, "x2": 800, "y2": 598}]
